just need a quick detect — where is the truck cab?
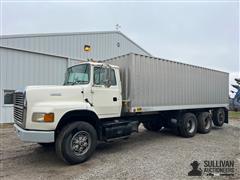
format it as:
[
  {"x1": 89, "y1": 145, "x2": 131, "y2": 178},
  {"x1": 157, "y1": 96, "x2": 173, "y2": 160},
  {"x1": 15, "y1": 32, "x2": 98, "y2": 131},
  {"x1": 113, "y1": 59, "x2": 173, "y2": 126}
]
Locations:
[
  {"x1": 14, "y1": 62, "x2": 128, "y2": 164},
  {"x1": 64, "y1": 62, "x2": 122, "y2": 118}
]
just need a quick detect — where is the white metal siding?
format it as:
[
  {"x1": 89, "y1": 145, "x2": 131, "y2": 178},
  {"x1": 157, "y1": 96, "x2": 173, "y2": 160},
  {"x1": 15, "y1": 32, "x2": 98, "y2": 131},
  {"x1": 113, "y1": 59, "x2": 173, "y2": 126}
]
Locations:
[
  {"x1": 0, "y1": 47, "x2": 67, "y2": 123},
  {"x1": 0, "y1": 31, "x2": 150, "y2": 123},
  {"x1": 0, "y1": 32, "x2": 150, "y2": 61},
  {"x1": 68, "y1": 58, "x2": 85, "y2": 67}
]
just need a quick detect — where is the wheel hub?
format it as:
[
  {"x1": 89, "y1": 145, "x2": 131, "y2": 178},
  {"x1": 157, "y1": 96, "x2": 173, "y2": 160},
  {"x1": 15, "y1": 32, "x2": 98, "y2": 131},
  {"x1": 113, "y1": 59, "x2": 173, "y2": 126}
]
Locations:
[
  {"x1": 187, "y1": 119, "x2": 195, "y2": 133},
  {"x1": 204, "y1": 117, "x2": 211, "y2": 129},
  {"x1": 219, "y1": 112, "x2": 224, "y2": 123},
  {"x1": 71, "y1": 131, "x2": 91, "y2": 156}
]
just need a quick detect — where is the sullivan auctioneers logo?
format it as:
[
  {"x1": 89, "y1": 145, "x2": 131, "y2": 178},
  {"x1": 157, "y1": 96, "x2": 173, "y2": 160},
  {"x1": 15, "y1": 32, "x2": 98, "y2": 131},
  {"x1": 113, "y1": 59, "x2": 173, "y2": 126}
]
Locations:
[{"x1": 188, "y1": 160, "x2": 235, "y2": 177}]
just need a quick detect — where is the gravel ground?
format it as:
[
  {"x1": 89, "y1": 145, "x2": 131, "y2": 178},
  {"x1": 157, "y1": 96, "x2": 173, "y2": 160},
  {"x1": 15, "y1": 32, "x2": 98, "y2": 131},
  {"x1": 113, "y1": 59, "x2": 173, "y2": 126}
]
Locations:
[{"x1": 0, "y1": 119, "x2": 239, "y2": 180}]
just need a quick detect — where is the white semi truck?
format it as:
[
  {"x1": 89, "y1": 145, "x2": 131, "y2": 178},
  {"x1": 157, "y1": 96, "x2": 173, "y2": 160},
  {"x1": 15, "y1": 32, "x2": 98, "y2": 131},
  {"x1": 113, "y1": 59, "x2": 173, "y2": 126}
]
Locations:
[{"x1": 14, "y1": 53, "x2": 229, "y2": 164}]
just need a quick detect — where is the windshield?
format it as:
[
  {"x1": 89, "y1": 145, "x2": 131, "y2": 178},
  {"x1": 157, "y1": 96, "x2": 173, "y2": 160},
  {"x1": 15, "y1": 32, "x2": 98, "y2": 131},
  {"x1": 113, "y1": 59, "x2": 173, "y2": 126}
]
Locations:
[{"x1": 64, "y1": 64, "x2": 90, "y2": 85}]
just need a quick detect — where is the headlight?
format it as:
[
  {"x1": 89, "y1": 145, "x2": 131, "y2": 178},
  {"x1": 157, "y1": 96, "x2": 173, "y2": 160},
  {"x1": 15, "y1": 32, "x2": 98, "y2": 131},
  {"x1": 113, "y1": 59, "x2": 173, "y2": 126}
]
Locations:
[{"x1": 32, "y1": 113, "x2": 54, "y2": 122}]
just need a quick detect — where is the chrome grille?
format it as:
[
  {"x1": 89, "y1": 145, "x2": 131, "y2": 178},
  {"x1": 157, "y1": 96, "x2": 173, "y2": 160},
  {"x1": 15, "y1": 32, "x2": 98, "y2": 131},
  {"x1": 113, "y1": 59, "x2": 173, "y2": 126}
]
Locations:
[{"x1": 14, "y1": 92, "x2": 25, "y2": 127}]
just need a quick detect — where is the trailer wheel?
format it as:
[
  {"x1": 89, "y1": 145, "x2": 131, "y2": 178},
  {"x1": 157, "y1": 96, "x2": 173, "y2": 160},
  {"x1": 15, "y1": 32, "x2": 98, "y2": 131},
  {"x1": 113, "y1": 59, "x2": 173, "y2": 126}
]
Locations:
[
  {"x1": 55, "y1": 121, "x2": 97, "y2": 164},
  {"x1": 178, "y1": 113, "x2": 197, "y2": 138},
  {"x1": 213, "y1": 108, "x2": 225, "y2": 127},
  {"x1": 143, "y1": 120, "x2": 163, "y2": 131},
  {"x1": 197, "y1": 112, "x2": 212, "y2": 134}
]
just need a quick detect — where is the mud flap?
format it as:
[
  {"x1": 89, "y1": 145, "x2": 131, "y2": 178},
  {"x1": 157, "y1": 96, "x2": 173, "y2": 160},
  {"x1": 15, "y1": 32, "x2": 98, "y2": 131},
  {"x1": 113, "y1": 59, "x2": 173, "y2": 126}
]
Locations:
[{"x1": 224, "y1": 109, "x2": 228, "y2": 123}]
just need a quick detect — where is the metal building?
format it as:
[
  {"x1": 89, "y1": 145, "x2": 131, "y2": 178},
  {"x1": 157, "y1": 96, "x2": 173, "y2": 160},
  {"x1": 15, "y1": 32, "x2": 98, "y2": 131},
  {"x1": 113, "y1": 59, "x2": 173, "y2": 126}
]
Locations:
[{"x1": 0, "y1": 31, "x2": 150, "y2": 123}]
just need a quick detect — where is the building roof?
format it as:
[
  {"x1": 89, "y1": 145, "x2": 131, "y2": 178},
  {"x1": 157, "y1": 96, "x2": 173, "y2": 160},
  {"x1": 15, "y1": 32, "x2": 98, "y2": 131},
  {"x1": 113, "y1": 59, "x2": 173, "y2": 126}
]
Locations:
[{"x1": 0, "y1": 31, "x2": 151, "y2": 56}]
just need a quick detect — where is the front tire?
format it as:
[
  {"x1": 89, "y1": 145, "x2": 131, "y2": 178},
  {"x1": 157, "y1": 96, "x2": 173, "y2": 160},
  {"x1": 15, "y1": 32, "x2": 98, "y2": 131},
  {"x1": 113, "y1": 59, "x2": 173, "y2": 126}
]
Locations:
[
  {"x1": 55, "y1": 121, "x2": 97, "y2": 164},
  {"x1": 178, "y1": 113, "x2": 197, "y2": 138}
]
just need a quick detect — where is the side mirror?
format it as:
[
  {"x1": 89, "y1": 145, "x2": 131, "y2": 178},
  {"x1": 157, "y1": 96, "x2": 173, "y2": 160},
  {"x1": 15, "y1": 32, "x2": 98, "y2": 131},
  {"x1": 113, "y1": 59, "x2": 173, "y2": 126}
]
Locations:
[{"x1": 104, "y1": 68, "x2": 112, "y2": 87}]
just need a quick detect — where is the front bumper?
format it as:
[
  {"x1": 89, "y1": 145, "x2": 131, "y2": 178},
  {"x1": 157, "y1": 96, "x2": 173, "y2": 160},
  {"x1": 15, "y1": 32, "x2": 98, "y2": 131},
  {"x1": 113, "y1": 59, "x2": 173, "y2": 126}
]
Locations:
[{"x1": 14, "y1": 124, "x2": 55, "y2": 143}]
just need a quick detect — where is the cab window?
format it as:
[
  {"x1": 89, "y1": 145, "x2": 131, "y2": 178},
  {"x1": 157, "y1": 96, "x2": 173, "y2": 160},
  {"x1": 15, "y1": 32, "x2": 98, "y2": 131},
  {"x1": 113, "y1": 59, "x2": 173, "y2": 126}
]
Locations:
[
  {"x1": 94, "y1": 67, "x2": 117, "y2": 86},
  {"x1": 94, "y1": 67, "x2": 107, "y2": 85}
]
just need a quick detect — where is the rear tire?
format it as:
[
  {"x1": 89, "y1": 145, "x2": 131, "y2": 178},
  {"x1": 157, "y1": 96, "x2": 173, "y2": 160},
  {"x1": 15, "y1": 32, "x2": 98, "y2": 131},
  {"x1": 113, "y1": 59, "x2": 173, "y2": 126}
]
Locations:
[
  {"x1": 142, "y1": 119, "x2": 163, "y2": 131},
  {"x1": 55, "y1": 121, "x2": 97, "y2": 164},
  {"x1": 213, "y1": 108, "x2": 225, "y2": 127},
  {"x1": 197, "y1": 112, "x2": 212, "y2": 134},
  {"x1": 178, "y1": 113, "x2": 197, "y2": 138}
]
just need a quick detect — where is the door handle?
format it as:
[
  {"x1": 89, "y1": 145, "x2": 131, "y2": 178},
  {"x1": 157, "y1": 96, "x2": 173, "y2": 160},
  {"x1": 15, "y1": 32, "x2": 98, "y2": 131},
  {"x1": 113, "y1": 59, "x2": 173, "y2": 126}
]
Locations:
[{"x1": 113, "y1": 97, "x2": 117, "y2": 102}]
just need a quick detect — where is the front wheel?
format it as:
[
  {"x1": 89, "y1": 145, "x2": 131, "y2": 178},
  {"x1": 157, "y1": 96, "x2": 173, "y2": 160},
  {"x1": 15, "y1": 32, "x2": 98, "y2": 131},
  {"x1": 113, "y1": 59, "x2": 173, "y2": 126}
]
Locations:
[{"x1": 55, "y1": 121, "x2": 97, "y2": 164}]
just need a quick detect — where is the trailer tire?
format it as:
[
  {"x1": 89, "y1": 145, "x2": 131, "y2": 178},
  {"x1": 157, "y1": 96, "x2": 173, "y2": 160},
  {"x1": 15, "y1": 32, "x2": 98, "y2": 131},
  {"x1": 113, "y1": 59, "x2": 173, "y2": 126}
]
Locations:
[
  {"x1": 178, "y1": 113, "x2": 197, "y2": 138},
  {"x1": 197, "y1": 112, "x2": 212, "y2": 134},
  {"x1": 213, "y1": 108, "x2": 225, "y2": 127},
  {"x1": 143, "y1": 120, "x2": 163, "y2": 131},
  {"x1": 55, "y1": 121, "x2": 97, "y2": 164}
]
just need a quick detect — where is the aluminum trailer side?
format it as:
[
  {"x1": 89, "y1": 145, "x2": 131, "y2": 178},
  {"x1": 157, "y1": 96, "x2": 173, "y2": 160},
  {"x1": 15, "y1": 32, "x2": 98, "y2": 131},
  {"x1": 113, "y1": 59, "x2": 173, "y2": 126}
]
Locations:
[{"x1": 104, "y1": 53, "x2": 229, "y2": 113}]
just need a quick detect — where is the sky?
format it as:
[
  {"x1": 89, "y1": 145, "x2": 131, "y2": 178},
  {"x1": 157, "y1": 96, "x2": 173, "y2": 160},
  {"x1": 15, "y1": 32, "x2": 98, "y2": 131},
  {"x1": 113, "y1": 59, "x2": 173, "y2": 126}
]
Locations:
[{"x1": 1, "y1": 0, "x2": 239, "y2": 97}]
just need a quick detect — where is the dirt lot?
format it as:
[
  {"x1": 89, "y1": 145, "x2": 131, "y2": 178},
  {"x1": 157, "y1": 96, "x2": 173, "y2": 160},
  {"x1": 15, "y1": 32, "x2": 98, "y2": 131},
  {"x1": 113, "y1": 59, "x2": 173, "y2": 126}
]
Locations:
[{"x1": 0, "y1": 118, "x2": 240, "y2": 180}]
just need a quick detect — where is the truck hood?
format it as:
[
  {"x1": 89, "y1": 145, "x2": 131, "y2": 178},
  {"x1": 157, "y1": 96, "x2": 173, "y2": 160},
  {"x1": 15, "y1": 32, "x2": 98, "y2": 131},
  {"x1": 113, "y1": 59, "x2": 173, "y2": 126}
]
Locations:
[{"x1": 25, "y1": 85, "x2": 86, "y2": 107}]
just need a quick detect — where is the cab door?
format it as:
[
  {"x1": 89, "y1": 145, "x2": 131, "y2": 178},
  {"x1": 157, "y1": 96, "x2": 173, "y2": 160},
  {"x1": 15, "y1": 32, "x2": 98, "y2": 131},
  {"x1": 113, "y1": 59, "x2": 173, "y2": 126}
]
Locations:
[{"x1": 91, "y1": 66, "x2": 121, "y2": 118}]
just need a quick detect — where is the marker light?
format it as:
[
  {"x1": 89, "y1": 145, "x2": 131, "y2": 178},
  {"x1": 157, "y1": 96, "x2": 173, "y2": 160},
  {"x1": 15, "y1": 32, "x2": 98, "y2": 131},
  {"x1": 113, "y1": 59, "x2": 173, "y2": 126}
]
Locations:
[{"x1": 32, "y1": 113, "x2": 54, "y2": 122}]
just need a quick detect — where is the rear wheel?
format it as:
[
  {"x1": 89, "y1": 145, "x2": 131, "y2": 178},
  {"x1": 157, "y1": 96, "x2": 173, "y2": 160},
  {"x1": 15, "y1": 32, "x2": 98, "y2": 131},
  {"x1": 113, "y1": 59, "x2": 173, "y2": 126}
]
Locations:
[
  {"x1": 178, "y1": 113, "x2": 197, "y2": 138},
  {"x1": 197, "y1": 112, "x2": 212, "y2": 134},
  {"x1": 213, "y1": 108, "x2": 225, "y2": 127},
  {"x1": 55, "y1": 121, "x2": 97, "y2": 164},
  {"x1": 143, "y1": 119, "x2": 163, "y2": 131}
]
